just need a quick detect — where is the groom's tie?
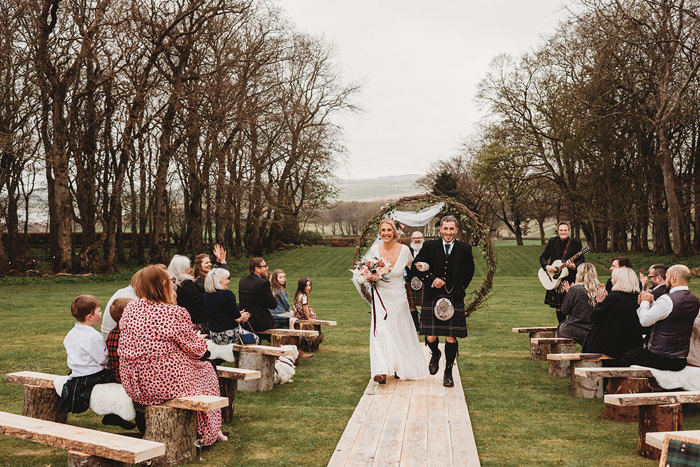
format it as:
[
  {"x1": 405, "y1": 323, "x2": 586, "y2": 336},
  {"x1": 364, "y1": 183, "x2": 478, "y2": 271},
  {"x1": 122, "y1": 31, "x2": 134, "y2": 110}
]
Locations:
[{"x1": 444, "y1": 243, "x2": 451, "y2": 257}]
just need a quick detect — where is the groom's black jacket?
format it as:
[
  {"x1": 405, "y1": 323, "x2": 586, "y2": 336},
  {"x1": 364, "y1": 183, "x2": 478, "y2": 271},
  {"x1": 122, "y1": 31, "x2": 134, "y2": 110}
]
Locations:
[{"x1": 411, "y1": 239, "x2": 475, "y2": 306}]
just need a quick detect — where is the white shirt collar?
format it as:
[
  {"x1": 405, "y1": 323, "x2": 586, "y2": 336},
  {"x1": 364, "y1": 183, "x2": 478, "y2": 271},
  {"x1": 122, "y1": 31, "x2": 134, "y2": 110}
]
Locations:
[
  {"x1": 442, "y1": 239, "x2": 455, "y2": 247},
  {"x1": 669, "y1": 285, "x2": 689, "y2": 293}
]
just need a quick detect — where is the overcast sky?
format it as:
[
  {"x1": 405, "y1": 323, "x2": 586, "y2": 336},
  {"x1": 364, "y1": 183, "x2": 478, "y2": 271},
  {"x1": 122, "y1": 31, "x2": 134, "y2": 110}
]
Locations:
[{"x1": 280, "y1": 1, "x2": 570, "y2": 179}]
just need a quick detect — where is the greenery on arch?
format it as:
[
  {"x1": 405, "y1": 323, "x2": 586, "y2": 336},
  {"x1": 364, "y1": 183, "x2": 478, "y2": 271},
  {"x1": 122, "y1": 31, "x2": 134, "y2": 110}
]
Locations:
[{"x1": 353, "y1": 194, "x2": 497, "y2": 315}]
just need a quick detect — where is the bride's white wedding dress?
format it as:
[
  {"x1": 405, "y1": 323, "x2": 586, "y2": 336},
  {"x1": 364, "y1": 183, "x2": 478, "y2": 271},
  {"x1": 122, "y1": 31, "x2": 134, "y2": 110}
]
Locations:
[{"x1": 369, "y1": 244, "x2": 429, "y2": 380}]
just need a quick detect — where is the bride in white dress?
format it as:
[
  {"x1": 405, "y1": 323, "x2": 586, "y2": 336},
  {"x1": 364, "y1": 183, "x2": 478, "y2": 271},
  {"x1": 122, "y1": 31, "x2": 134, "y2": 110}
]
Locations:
[{"x1": 368, "y1": 219, "x2": 429, "y2": 383}]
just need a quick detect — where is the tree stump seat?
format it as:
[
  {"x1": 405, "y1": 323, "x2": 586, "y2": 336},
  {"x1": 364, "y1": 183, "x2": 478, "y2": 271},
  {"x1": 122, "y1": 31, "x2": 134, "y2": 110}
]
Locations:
[
  {"x1": 294, "y1": 319, "x2": 336, "y2": 352},
  {"x1": 5, "y1": 371, "x2": 229, "y2": 465},
  {"x1": 573, "y1": 367, "x2": 654, "y2": 419},
  {"x1": 529, "y1": 337, "x2": 574, "y2": 361},
  {"x1": 232, "y1": 344, "x2": 296, "y2": 392},
  {"x1": 512, "y1": 327, "x2": 558, "y2": 360},
  {"x1": 604, "y1": 391, "x2": 700, "y2": 460},
  {"x1": 0, "y1": 410, "x2": 165, "y2": 466}
]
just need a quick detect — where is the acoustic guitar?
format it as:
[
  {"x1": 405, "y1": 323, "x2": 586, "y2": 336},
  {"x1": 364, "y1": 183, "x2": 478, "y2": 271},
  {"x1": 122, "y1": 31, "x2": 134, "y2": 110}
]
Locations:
[{"x1": 538, "y1": 245, "x2": 591, "y2": 290}]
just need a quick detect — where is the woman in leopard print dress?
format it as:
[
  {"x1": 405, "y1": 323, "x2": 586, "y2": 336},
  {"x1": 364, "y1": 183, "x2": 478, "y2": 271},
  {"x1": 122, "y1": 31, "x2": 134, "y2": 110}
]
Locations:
[{"x1": 119, "y1": 265, "x2": 225, "y2": 445}]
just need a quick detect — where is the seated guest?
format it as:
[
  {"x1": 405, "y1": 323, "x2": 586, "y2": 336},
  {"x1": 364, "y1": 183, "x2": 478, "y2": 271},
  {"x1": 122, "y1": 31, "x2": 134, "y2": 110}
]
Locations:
[
  {"x1": 168, "y1": 254, "x2": 208, "y2": 333},
  {"x1": 202, "y1": 267, "x2": 251, "y2": 344},
  {"x1": 106, "y1": 298, "x2": 134, "y2": 383},
  {"x1": 621, "y1": 265, "x2": 700, "y2": 371},
  {"x1": 294, "y1": 277, "x2": 318, "y2": 320},
  {"x1": 269, "y1": 269, "x2": 294, "y2": 329},
  {"x1": 193, "y1": 244, "x2": 228, "y2": 293},
  {"x1": 101, "y1": 278, "x2": 139, "y2": 340},
  {"x1": 640, "y1": 264, "x2": 668, "y2": 299},
  {"x1": 583, "y1": 267, "x2": 643, "y2": 363},
  {"x1": 557, "y1": 263, "x2": 599, "y2": 345},
  {"x1": 119, "y1": 265, "x2": 227, "y2": 445},
  {"x1": 61, "y1": 295, "x2": 135, "y2": 430},
  {"x1": 605, "y1": 257, "x2": 642, "y2": 292},
  {"x1": 238, "y1": 257, "x2": 277, "y2": 335},
  {"x1": 688, "y1": 311, "x2": 700, "y2": 367}
]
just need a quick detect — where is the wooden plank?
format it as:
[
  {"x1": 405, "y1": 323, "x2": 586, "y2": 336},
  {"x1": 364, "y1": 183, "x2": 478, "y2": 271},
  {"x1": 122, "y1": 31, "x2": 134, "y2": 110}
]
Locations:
[
  {"x1": 372, "y1": 389, "x2": 410, "y2": 465},
  {"x1": 447, "y1": 360, "x2": 480, "y2": 467},
  {"x1": 346, "y1": 394, "x2": 393, "y2": 465},
  {"x1": 260, "y1": 329, "x2": 319, "y2": 338},
  {"x1": 574, "y1": 367, "x2": 653, "y2": 379},
  {"x1": 5, "y1": 371, "x2": 57, "y2": 388},
  {"x1": 231, "y1": 344, "x2": 294, "y2": 357},
  {"x1": 512, "y1": 326, "x2": 557, "y2": 333},
  {"x1": 400, "y1": 395, "x2": 429, "y2": 466},
  {"x1": 546, "y1": 353, "x2": 611, "y2": 361},
  {"x1": 159, "y1": 395, "x2": 228, "y2": 412},
  {"x1": 646, "y1": 430, "x2": 700, "y2": 450},
  {"x1": 328, "y1": 390, "x2": 374, "y2": 466},
  {"x1": 297, "y1": 319, "x2": 337, "y2": 326},
  {"x1": 427, "y1": 396, "x2": 453, "y2": 466},
  {"x1": 530, "y1": 337, "x2": 574, "y2": 345},
  {"x1": 216, "y1": 366, "x2": 261, "y2": 381},
  {"x1": 604, "y1": 391, "x2": 700, "y2": 407},
  {"x1": 0, "y1": 411, "x2": 164, "y2": 463}
]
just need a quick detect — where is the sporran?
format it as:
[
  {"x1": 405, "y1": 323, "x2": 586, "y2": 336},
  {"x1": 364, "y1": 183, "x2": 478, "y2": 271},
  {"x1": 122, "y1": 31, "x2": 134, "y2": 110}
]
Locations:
[
  {"x1": 434, "y1": 297, "x2": 455, "y2": 321},
  {"x1": 410, "y1": 276, "x2": 423, "y2": 290}
]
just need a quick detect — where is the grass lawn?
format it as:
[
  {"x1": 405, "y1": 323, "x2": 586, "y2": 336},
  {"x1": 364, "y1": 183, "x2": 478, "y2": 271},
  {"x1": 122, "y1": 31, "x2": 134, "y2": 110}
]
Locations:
[{"x1": 0, "y1": 245, "x2": 698, "y2": 466}]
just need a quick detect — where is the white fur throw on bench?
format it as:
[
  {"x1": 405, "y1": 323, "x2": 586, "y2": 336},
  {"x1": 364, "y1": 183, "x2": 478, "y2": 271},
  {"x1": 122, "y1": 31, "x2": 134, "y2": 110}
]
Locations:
[
  {"x1": 53, "y1": 376, "x2": 136, "y2": 421},
  {"x1": 631, "y1": 364, "x2": 700, "y2": 391}
]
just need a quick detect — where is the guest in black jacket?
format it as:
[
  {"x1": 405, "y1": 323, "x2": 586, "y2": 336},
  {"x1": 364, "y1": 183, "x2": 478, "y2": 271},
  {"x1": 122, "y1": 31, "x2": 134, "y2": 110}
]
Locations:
[
  {"x1": 168, "y1": 254, "x2": 207, "y2": 332},
  {"x1": 202, "y1": 268, "x2": 250, "y2": 344},
  {"x1": 238, "y1": 257, "x2": 278, "y2": 335},
  {"x1": 582, "y1": 267, "x2": 643, "y2": 364}
]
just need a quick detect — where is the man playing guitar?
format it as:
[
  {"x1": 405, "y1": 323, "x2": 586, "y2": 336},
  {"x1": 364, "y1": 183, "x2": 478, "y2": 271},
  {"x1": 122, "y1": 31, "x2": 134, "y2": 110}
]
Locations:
[{"x1": 539, "y1": 221, "x2": 586, "y2": 323}]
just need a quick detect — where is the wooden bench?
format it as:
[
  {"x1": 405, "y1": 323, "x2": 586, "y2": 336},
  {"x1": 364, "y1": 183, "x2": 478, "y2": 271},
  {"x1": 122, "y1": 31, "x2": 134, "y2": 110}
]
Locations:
[
  {"x1": 215, "y1": 366, "x2": 260, "y2": 422},
  {"x1": 5, "y1": 371, "x2": 229, "y2": 464},
  {"x1": 647, "y1": 430, "x2": 700, "y2": 465},
  {"x1": 604, "y1": 391, "x2": 700, "y2": 460},
  {"x1": 0, "y1": 410, "x2": 165, "y2": 466},
  {"x1": 260, "y1": 328, "x2": 320, "y2": 348},
  {"x1": 646, "y1": 429, "x2": 700, "y2": 450},
  {"x1": 546, "y1": 353, "x2": 612, "y2": 401},
  {"x1": 295, "y1": 319, "x2": 336, "y2": 352},
  {"x1": 529, "y1": 337, "x2": 574, "y2": 361},
  {"x1": 574, "y1": 367, "x2": 654, "y2": 419},
  {"x1": 232, "y1": 344, "x2": 296, "y2": 392},
  {"x1": 512, "y1": 327, "x2": 557, "y2": 360}
]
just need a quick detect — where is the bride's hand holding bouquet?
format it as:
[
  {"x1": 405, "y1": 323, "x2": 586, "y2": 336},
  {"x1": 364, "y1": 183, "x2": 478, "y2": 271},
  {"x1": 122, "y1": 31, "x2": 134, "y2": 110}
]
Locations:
[{"x1": 353, "y1": 257, "x2": 392, "y2": 285}]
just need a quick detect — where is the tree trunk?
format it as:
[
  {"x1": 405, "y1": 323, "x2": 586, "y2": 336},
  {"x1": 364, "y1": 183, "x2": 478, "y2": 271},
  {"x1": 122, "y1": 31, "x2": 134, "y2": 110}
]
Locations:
[
  {"x1": 23, "y1": 385, "x2": 67, "y2": 423},
  {"x1": 143, "y1": 405, "x2": 197, "y2": 465},
  {"x1": 657, "y1": 131, "x2": 690, "y2": 256},
  {"x1": 638, "y1": 404, "x2": 682, "y2": 460}
]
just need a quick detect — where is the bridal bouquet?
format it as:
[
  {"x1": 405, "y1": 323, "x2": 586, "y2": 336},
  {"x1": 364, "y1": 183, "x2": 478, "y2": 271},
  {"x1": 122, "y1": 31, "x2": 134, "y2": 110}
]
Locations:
[{"x1": 352, "y1": 257, "x2": 392, "y2": 285}]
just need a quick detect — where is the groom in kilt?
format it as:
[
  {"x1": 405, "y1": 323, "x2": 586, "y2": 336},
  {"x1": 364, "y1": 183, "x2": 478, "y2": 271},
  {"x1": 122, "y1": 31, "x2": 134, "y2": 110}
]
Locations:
[{"x1": 412, "y1": 215, "x2": 475, "y2": 387}]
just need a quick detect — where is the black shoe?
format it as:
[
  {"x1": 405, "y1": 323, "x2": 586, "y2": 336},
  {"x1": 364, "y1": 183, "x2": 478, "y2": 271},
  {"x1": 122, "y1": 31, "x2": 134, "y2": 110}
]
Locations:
[
  {"x1": 428, "y1": 349, "x2": 441, "y2": 375},
  {"x1": 443, "y1": 366, "x2": 454, "y2": 387},
  {"x1": 373, "y1": 374, "x2": 386, "y2": 384},
  {"x1": 102, "y1": 413, "x2": 137, "y2": 430}
]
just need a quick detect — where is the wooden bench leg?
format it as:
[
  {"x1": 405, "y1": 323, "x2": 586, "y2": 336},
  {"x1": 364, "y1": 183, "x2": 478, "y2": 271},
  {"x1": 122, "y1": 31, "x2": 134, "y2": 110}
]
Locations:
[
  {"x1": 218, "y1": 378, "x2": 237, "y2": 423},
  {"x1": 237, "y1": 353, "x2": 275, "y2": 392},
  {"x1": 637, "y1": 403, "x2": 683, "y2": 460},
  {"x1": 67, "y1": 451, "x2": 125, "y2": 467},
  {"x1": 604, "y1": 377, "x2": 650, "y2": 422},
  {"x1": 23, "y1": 384, "x2": 67, "y2": 423},
  {"x1": 143, "y1": 405, "x2": 197, "y2": 465},
  {"x1": 570, "y1": 360, "x2": 604, "y2": 398},
  {"x1": 548, "y1": 342, "x2": 577, "y2": 377},
  {"x1": 529, "y1": 331, "x2": 555, "y2": 360}
]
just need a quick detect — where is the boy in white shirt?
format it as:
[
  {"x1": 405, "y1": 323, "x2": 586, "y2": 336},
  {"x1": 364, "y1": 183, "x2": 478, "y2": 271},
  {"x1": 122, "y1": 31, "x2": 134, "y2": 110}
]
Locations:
[{"x1": 60, "y1": 295, "x2": 135, "y2": 429}]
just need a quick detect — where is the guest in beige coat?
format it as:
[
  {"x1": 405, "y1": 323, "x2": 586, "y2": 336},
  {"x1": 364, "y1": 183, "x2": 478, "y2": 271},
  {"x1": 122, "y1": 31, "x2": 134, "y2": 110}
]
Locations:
[{"x1": 688, "y1": 311, "x2": 700, "y2": 367}]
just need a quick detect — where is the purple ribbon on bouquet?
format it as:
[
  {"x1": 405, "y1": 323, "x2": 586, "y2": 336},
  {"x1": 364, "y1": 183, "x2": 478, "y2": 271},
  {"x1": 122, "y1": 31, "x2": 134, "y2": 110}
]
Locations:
[{"x1": 371, "y1": 283, "x2": 388, "y2": 336}]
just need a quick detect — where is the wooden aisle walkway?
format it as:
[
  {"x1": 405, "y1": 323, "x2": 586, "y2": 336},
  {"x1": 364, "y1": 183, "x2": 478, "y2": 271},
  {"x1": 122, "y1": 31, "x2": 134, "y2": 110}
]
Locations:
[{"x1": 328, "y1": 345, "x2": 480, "y2": 466}]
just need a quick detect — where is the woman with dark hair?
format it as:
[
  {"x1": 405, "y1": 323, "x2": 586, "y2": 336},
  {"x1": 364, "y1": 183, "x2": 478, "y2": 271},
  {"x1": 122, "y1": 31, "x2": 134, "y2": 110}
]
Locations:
[
  {"x1": 119, "y1": 265, "x2": 227, "y2": 446},
  {"x1": 582, "y1": 267, "x2": 644, "y2": 364},
  {"x1": 193, "y1": 244, "x2": 228, "y2": 293},
  {"x1": 293, "y1": 277, "x2": 317, "y2": 320}
]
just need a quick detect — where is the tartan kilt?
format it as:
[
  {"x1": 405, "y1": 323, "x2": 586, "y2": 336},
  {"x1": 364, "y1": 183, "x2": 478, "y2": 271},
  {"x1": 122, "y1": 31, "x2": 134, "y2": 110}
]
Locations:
[
  {"x1": 544, "y1": 278, "x2": 571, "y2": 309},
  {"x1": 419, "y1": 297, "x2": 467, "y2": 338},
  {"x1": 405, "y1": 282, "x2": 424, "y2": 309}
]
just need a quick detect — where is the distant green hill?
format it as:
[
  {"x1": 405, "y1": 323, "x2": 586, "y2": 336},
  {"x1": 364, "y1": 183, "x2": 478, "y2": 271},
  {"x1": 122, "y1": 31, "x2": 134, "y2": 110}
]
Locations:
[{"x1": 337, "y1": 174, "x2": 424, "y2": 201}]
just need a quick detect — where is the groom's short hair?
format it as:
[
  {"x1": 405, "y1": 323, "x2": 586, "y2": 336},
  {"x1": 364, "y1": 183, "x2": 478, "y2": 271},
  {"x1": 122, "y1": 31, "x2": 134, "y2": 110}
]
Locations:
[{"x1": 439, "y1": 215, "x2": 458, "y2": 227}]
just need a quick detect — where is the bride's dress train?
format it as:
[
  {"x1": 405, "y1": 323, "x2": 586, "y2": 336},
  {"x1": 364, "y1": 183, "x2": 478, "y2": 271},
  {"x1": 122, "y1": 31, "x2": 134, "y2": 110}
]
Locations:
[{"x1": 369, "y1": 244, "x2": 429, "y2": 380}]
